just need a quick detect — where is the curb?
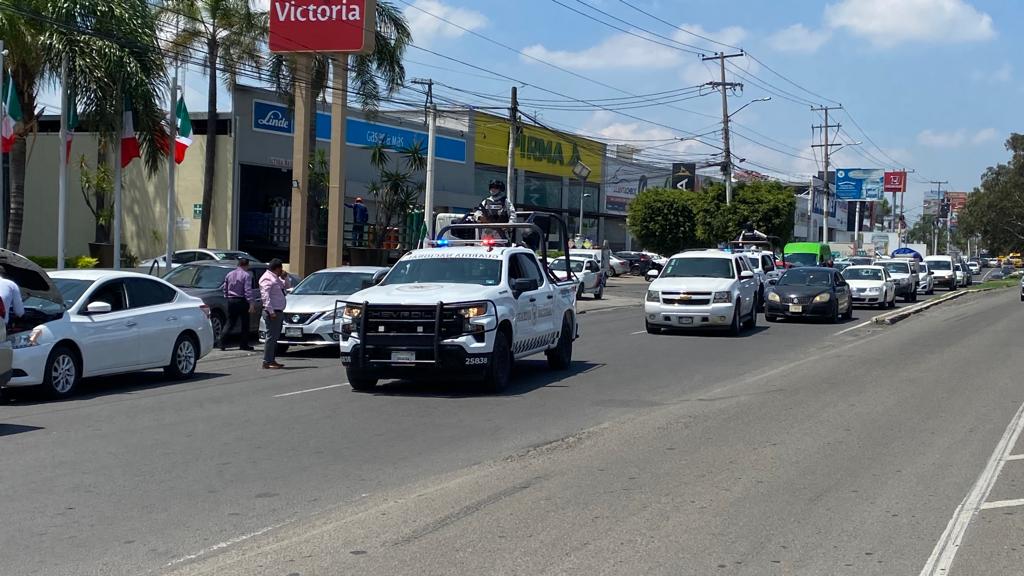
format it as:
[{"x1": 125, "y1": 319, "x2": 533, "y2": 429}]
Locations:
[{"x1": 872, "y1": 284, "x2": 1012, "y2": 326}]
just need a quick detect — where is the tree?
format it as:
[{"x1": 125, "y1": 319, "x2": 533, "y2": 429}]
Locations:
[
  {"x1": 1, "y1": 0, "x2": 168, "y2": 251},
  {"x1": 160, "y1": 0, "x2": 267, "y2": 248},
  {"x1": 626, "y1": 188, "x2": 698, "y2": 256},
  {"x1": 958, "y1": 133, "x2": 1024, "y2": 254},
  {"x1": 694, "y1": 181, "x2": 797, "y2": 246},
  {"x1": 365, "y1": 141, "x2": 424, "y2": 249}
]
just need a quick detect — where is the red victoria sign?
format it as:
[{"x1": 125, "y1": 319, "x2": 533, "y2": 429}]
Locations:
[
  {"x1": 883, "y1": 171, "x2": 906, "y2": 193},
  {"x1": 270, "y1": 0, "x2": 376, "y2": 54}
]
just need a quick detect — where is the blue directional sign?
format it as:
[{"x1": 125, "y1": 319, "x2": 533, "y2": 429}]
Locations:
[{"x1": 251, "y1": 99, "x2": 466, "y2": 163}]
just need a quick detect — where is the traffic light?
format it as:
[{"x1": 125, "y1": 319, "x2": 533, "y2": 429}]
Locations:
[{"x1": 940, "y1": 200, "x2": 950, "y2": 219}]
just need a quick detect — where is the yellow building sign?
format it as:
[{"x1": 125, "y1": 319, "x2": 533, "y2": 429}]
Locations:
[{"x1": 474, "y1": 112, "x2": 604, "y2": 180}]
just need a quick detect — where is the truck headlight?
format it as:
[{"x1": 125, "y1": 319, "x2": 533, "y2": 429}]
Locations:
[
  {"x1": 455, "y1": 304, "x2": 488, "y2": 318},
  {"x1": 812, "y1": 293, "x2": 831, "y2": 303},
  {"x1": 712, "y1": 291, "x2": 732, "y2": 303},
  {"x1": 646, "y1": 290, "x2": 660, "y2": 302},
  {"x1": 767, "y1": 292, "x2": 781, "y2": 303},
  {"x1": 342, "y1": 305, "x2": 362, "y2": 319}
]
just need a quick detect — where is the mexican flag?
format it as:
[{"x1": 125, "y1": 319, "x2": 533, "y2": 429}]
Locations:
[
  {"x1": 121, "y1": 97, "x2": 140, "y2": 168},
  {"x1": 64, "y1": 90, "x2": 78, "y2": 164},
  {"x1": 1, "y1": 71, "x2": 21, "y2": 153},
  {"x1": 170, "y1": 96, "x2": 191, "y2": 164}
]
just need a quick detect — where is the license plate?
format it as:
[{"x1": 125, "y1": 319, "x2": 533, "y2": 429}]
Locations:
[
  {"x1": 391, "y1": 351, "x2": 416, "y2": 362},
  {"x1": 285, "y1": 327, "x2": 303, "y2": 338},
  {"x1": 679, "y1": 317, "x2": 693, "y2": 325},
  {"x1": 789, "y1": 304, "x2": 803, "y2": 313}
]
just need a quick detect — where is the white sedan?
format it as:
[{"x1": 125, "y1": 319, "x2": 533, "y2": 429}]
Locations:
[
  {"x1": 550, "y1": 257, "x2": 605, "y2": 299},
  {"x1": 259, "y1": 266, "x2": 388, "y2": 353},
  {"x1": 844, "y1": 265, "x2": 896, "y2": 308},
  {"x1": 140, "y1": 249, "x2": 258, "y2": 272},
  {"x1": 4, "y1": 264, "x2": 214, "y2": 398}
]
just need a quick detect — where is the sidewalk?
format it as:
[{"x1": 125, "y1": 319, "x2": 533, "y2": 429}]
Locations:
[{"x1": 577, "y1": 274, "x2": 646, "y2": 314}]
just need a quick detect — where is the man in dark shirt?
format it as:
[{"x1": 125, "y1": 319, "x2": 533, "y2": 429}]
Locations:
[
  {"x1": 220, "y1": 258, "x2": 256, "y2": 351},
  {"x1": 346, "y1": 197, "x2": 369, "y2": 247}
]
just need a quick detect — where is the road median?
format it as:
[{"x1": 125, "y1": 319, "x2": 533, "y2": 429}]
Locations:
[{"x1": 873, "y1": 282, "x2": 1015, "y2": 325}]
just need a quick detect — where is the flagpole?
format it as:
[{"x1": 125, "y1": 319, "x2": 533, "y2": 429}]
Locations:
[
  {"x1": 113, "y1": 95, "x2": 123, "y2": 270},
  {"x1": 0, "y1": 39, "x2": 6, "y2": 250},
  {"x1": 57, "y1": 55, "x2": 68, "y2": 270},
  {"x1": 165, "y1": 64, "x2": 178, "y2": 271}
]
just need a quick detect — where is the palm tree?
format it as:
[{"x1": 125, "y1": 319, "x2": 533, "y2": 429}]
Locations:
[
  {"x1": 158, "y1": 0, "x2": 267, "y2": 248},
  {"x1": 1, "y1": 0, "x2": 168, "y2": 252},
  {"x1": 267, "y1": 1, "x2": 411, "y2": 245}
]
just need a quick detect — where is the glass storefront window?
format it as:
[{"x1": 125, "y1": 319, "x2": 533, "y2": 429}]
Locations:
[
  {"x1": 523, "y1": 173, "x2": 563, "y2": 209},
  {"x1": 568, "y1": 182, "x2": 600, "y2": 213},
  {"x1": 474, "y1": 166, "x2": 507, "y2": 199},
  {"x1": 567, "y1": 216, "x2": 600, "y2": 245}
]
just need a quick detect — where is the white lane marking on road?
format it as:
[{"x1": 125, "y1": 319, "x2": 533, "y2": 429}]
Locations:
[
  {"x1": 630, "y1": 330, "x2": 646, "y2": 335},
  {"x1": 834, "y1": 321, "x2": 872, "y2": 336},
  {"x1": 164, "y1": 519, "x2": 293, "y2": 567},
  {"x1": 1004, "y1": 454, "x2": 1024, "y2": 461},
  {"x1": 980, "y1": 498, "x2": 1024, "y2": 511},
  {"x1": 918, "y1": 399, "x2": 1024, "y2": 576},
  {"x1": 273, "y1": 384, "x2": 348, "y2": 398}
]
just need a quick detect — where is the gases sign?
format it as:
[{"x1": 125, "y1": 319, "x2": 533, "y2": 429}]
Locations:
[
  {"x1": 270, "y1": 0, "x2": 376, "y2": 54},
  {"x1": 883, "y1": 171, "x2": 906, "y2": 193}
]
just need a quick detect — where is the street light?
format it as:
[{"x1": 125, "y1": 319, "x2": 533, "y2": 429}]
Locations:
[
  {"x1": 728, "y1": 96, "x2": 771, "y2": 120},
  {"x1": 572, "y1": 161, "x2": 592, "y2": 241}
]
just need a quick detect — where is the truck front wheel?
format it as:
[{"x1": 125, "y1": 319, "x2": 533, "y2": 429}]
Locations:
[
  {"x1": 483, "y1": 330, "x2": 512, "y2": 393},
  {"x1": 347, "y1": 369, "x2": 378, "y2": 392}
]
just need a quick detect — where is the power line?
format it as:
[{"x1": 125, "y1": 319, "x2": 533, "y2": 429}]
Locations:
[{"x1": 614, "y1": 0, "x2": 743, "y2": 51}]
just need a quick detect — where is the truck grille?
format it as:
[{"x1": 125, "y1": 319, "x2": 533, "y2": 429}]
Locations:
[
  {"x1": 360, "y1": 305, "x2": 466, "y2": 361},
  {"x1": 661, "y1": 292, "x2": 712, "y2": 306}
]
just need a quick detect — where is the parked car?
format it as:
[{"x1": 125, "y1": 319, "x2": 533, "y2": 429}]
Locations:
[
  {"x1": 923, "y1": 256, "x2": 958, "y2": 291},
  {"x1": 140, "y1": 249, "x2": 260, "y2": 272},
  {"x1": 917, "y1": 263, "x2": 935, "y2": 295},
  {"x1": 2, "y1": 255, "x2": 214, "y2": 398},
  {"x1": 844, "y1": 265, "x2": 896, "y2": 308},
  {"x1": 764, "y1": 267, "x2": 852, "y2": 323},
  {"x1": 644, "y1": 250, "x2": 758, "y2": 335},
  {"x1": 163, "y1": 260, "x2": 301, "y2": 344},
  {"x1": 259, "y1": 266, "x2": 388, "y2": 354},
  {"x1": 876, "y1": 259, "x2": 920, "y2": 302},
  {"x1": 568, "y1": 249, "x2": 629, "y2": 277},
  {"x1": 550, "y1": 257, "x2": 605, "y2": 299},
  {"x1": 615, "y1": 251, "x2": 654, "y2": 275},
  {"x1": 641, "y1": 252, "x2": 669, "y2": 269}
]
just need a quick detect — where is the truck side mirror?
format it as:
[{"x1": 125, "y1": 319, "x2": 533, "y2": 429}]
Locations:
[{"x1": 512, "y1": 278, "x2": 539, "y2": 295}]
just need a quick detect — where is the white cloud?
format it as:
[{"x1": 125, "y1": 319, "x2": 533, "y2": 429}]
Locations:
[
  {"x1": 972, "y1": 127, "x2": 998, "y2": 145},
  {"x1": 404, "y1": 0, "x2": 488, "y2": 46},
  {"x1": 917, "y1": 128, "x2": 996, "y2": 148},
  {"x1": 767, "y1": 23, "x2": 831, "y2": 54},
  {"x1": 522, "y1": 23, "x2": 745, "y2": 72},
  {"x1": 824, "y1": 0, "x2": 995, "y2": 47},
  {"x1": 583, "y1": 111, "x2": 715, "y2": 160}
]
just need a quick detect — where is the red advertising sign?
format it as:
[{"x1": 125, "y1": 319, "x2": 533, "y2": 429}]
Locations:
[
  {"x1": 945, "y1": 191, "x2": 968, "y2": 212},
  {"x1": 883, "y1": 171, "x2": 906, "y2": 193},
  {"x1": 270, "y1": 0, "x2": 376, "y2": 54}
]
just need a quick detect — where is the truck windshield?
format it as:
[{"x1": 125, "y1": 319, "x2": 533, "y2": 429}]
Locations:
[
  {"x1": 660, "y1": 257, "x2": 734, "y2": 279},
  {"x1": 383, "y1": 258, "x2": 503, "y2": 286}
]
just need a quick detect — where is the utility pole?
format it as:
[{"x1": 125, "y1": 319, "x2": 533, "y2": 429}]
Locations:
[
  {"x1": 57, "y1": 55, "x2": 69, "y2": 270},
  {"x1": 811, "y1": 105, "x2": 843, "y2": 244},
  {"x1": 413, "y1": 78, "x2": 437, "y2": 241},
  {"x1": 165, "y1": 59, "x2": 180, "y2": 273},
  {"x1": 702, "y1": 51, "x2": 744, "y2": 204},
  {"x1": 506, "y1": 86, "x2": 518, "y2": 199},
  {"x1": 933, "y1": 178, "x2": 946, "y2": 252}
]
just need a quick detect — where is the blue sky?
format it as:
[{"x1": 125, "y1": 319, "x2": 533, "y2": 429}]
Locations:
[{"x1": 179, "y1": 0, "x2": 1020, "y2": 221}]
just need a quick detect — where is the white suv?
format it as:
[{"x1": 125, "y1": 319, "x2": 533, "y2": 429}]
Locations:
[{"x1": 644, "y1": 250, "x2": 758, "y2": 335}]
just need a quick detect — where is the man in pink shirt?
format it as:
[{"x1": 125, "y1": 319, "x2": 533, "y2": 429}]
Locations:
[{"x1": 259, "y1": 258, "x2": 290, "y2": 369}]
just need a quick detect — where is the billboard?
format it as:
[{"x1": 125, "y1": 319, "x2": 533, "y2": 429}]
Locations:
[
  {"x1": 835, "y1": 168, "x2": 885, "y2": 201},
  {"x1": 945, "y1": 191, "x2": 968, "y2": 212},
  {"x1": 883, "y1": 171, "x2": 907, "y2": 193},
  {"x1": 670, "y1": 163, "x2": 698, "y2": 191},
  {"x1": 604, "y1": 159, "x2": 671, "y2": 215},
  {"x1": 270, "y1": 0, "x2": 376, "y2": 54},
  {"x1": 474, "y1": 112, "x2": 604, "y2": 180}
]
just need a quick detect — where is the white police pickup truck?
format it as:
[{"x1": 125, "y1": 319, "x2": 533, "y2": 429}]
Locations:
[{"x1": 335, "y1": 217, "x2": 579, "y2": 393}]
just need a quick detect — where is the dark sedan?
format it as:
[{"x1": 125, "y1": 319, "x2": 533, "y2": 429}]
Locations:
[
  {"x1": 765, "y1": 267, "x2": 853, "y2": 323},
  {"x1": 614, "y1": 251, "x2": 655, "y2": 275},
  {"x1": 163, "y1": 260, "x2": 301, "y2": 344}
]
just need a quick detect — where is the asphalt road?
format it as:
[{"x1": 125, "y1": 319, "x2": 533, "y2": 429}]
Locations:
[{"x1": 1, "y1": 276, "x2": 1017, "y2": 576}]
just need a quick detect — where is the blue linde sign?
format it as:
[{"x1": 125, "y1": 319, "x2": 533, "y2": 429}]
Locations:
[{"x1": 252, "y1": 99, "x2": 466, "y2": 163}]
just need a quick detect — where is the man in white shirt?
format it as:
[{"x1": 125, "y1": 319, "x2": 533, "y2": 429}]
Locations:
[{"x1": 0, "y1": 265, "x2": 25, "y2": 325}]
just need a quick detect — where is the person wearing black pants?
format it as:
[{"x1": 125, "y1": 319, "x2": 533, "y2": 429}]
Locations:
[{"x1": 220, "y1": 258, "x2": 256, "y2": 351}]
